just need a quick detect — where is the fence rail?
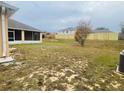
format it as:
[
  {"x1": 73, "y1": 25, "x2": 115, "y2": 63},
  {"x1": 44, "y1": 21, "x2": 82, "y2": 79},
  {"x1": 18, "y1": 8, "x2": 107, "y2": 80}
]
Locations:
[{"x1": 56, "y1": 32, "x2": 119, "y2": 40}]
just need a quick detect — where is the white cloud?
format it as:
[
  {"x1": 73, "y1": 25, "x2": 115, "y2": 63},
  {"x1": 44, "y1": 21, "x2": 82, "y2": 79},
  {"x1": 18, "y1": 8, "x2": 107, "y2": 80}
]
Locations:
[
  {"x1": 59, "y1": 15, "x2": 91, "y2": 24},
  {"x1": 6, "y1": 1, "x2": 124, "y2": 32}
]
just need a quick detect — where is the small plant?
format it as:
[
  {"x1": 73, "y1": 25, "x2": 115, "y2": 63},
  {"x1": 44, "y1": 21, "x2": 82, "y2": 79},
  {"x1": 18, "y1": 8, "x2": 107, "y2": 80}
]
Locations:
[{"x1": 75, "y1": 21, "x2": 91, "y2": 46}]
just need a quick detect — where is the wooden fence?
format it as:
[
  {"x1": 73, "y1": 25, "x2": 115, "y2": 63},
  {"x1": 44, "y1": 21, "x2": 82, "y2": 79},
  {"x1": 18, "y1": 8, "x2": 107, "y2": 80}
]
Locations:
[{"x1": 56, "y1": 32, "x2": 119, "y2": 40}]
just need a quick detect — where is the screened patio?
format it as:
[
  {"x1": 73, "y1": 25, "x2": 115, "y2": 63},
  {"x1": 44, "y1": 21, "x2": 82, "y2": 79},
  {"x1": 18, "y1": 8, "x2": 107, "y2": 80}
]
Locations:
[{"x1": 8, "y1": 29, "x2": 42, "y2": 44}]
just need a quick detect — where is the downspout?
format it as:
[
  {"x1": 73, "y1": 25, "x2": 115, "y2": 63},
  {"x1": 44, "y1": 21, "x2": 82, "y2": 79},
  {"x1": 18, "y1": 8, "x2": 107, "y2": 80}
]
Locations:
[{"x1": 1, "y1": 7, "x2": 7, "y2": 57}]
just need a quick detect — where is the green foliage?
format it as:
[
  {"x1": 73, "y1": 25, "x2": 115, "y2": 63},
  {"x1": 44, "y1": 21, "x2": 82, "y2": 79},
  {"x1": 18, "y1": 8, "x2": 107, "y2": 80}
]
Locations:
[
  {"x1": 120, "y1": 23, "x2": 124, "y2": 33},
  {"x1": 94, "y1": 54, "x2": 118, "y2": 67},
  {"x1": 121, "y1": 27, "x2": 124, "y2": 33},
  {"x1": 95, "y1": 27, "x2": 109, "y2": 31}
]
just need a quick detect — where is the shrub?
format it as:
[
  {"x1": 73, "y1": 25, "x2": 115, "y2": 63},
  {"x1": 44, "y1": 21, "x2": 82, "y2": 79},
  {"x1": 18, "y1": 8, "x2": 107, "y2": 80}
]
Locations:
[
  {"x1": 47, "y1": 34, "x2": 55, "y2": 39},
  {"x1": 75, "y1": 21, "x2": 91, "y2": 46}
]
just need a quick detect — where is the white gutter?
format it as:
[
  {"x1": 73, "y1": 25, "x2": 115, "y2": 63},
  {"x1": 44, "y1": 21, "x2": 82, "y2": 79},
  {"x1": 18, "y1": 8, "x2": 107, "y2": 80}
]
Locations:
[
  {"x1": 8, "y1": 27, "x2": 41, "y2": 32},
  {"x1": 1, "y1": 7, "x2": 7, "y2": 57}
]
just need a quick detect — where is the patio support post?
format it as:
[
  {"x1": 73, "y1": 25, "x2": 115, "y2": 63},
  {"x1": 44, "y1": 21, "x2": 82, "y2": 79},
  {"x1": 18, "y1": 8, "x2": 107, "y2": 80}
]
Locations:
[
  {"x1": 0, "y1": 9, "x2": 3, "y2": 57},
  {"x1": 0, "y1": 6, "x2": 9, "y2": 57},
  {"x1": 40, "y1": 32, "x2": 42, "y2": 42},
  {"x1": 22, "y1": 30, "x2": 25, "y2": 42}
]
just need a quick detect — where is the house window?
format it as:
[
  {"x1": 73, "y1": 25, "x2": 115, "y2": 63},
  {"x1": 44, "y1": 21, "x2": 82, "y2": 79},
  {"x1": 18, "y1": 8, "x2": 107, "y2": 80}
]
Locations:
[{"x1": 8, "y1": 31, "x2": 15, "y2": 41}]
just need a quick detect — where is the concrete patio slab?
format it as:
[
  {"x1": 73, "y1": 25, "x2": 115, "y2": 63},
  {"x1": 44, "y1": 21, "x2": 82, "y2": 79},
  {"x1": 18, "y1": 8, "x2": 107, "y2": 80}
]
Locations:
[{"x1": 0, "y1": 57, "x2": 14, "y2": 63}]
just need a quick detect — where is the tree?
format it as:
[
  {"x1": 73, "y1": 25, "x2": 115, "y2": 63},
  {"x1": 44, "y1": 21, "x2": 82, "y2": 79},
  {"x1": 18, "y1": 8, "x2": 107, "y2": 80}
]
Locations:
[
  {"x1": 121, "y1": 27, "x2": 124, "y2": 33},
  {"x1": 75, "y1": 21, "x2": 91, "y2": 46},
  {"x1": 120, "y1": 23, "x2": 124, "y2": 33},
  {"x1": 95, "y1": 27, "x2": 109, "y2": 31}
]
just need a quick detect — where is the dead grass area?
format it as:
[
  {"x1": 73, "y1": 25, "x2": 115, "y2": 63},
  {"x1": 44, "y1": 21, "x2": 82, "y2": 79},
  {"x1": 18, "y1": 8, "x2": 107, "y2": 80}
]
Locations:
[{"x1": 0, "y1": 39, "x2": 124, "y2": 90}]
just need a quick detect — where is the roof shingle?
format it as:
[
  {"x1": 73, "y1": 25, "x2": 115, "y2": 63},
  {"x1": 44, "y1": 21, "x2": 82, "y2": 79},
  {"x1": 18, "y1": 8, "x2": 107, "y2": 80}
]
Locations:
[{"x1": 8, "y1": 19, "x2": 42, "y2": 32}]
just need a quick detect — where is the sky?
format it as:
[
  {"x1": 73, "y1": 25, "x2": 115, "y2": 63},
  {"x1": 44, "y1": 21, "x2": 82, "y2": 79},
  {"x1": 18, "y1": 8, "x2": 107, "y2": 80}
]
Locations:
[{"x1": 6, "y1": 1, "x2": 124, "y2": 32}]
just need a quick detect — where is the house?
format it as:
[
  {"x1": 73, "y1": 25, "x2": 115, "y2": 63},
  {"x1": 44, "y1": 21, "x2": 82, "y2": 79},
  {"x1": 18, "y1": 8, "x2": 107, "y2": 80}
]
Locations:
[
  {"x1": 1, "y1": 1, "x2": 43, "y2": 45},
  {"x1": 0, "y1": 1, "x2": 18, "y2": 63},
  {"x1": 0, "y1": 1, "x2": 43, "y2": 63},
  {"x1": 57, "y1": 27, "x2": 76, "y2": 35},
  {"x1": 8, "y1": 19, "x2": 42, "y2": 44}
]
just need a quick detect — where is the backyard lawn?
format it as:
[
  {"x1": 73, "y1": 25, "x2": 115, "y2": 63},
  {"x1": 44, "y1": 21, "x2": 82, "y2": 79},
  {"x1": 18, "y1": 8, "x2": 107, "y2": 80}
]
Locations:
[{"x1": 0, "y1": 39, "x2": 124, "y2": 90}]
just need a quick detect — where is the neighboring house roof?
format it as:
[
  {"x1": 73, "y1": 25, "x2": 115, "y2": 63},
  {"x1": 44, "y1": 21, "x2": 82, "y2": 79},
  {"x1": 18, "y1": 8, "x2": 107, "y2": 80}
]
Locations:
[
  {"x1": 8, "y1": 19, "x2": 42, "y2": 32},
  {"x1": 0, "y1": 1, "x2": 18, "y2": 16},
  {"x1": 58, "y1": 27, "x2": 76, "y2": 32},
  {"x1": 93, "y1": 30, "x2": 112, "y2": 33}
]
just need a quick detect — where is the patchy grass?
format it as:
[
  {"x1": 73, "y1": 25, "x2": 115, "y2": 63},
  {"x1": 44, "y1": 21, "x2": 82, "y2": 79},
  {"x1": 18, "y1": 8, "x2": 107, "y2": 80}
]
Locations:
[{"x1": 0, "y1": 39, "x2": 124, "y2": 91}]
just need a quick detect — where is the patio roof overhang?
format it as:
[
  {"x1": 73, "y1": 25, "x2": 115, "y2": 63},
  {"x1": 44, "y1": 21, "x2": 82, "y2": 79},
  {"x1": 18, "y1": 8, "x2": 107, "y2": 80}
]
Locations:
[{"x1": 0, "y1": 1, "x2": 18, "y2": 17}]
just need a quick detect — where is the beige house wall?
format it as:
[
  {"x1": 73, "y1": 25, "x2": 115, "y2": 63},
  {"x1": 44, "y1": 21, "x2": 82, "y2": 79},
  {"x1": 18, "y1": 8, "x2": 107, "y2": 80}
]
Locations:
[{"x1": 0, "y1": 14, "x2": 3, "y2": 57}]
